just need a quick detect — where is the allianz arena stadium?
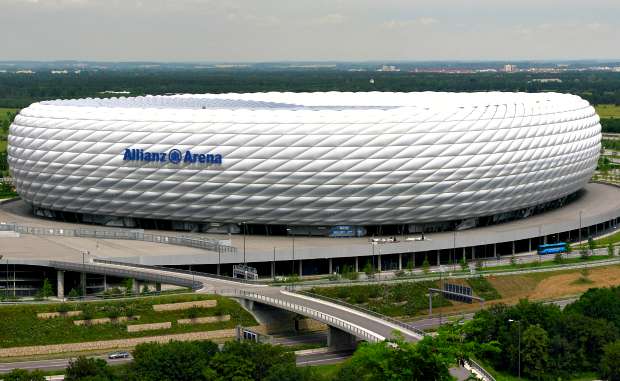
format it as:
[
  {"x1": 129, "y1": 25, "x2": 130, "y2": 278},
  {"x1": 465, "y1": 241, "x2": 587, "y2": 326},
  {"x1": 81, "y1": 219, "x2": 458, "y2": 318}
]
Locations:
[{"x1": 7, "y1": 92, "x2": 601, "y2": 235}]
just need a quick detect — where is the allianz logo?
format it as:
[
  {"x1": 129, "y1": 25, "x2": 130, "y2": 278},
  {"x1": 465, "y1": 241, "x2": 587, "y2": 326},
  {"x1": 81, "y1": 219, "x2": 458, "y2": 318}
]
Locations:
[{"x1": 122, "y1": 148, "x2": 223, "y2": 165}]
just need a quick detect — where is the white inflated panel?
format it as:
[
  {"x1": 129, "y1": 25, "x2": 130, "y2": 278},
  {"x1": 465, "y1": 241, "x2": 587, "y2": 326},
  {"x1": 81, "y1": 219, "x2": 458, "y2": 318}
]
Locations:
[{"x1": 8, "y1": 92, "x2": 601, "y2": 225}]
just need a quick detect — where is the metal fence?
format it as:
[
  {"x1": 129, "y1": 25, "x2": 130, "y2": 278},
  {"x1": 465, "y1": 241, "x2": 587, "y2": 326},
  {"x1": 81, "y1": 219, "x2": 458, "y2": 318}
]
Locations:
[
  {"x1": 92, "y1": 258, "x2": 264, "y2": 285},
  {"x1": 294, "y1": 289, "x2": 426, "y2": 338},
  {"x1": 218, "y1": 288, "x2": 384, "y2": 343},
  {"x1": 0, "y1": 222, "x2": 236, "y2": 254},
  {"x1": 49, "y1": 260, "x2": 202, "y2": 290},
  {"x1": 466, "y1": 359, "x2": 497, "y2": 381}
]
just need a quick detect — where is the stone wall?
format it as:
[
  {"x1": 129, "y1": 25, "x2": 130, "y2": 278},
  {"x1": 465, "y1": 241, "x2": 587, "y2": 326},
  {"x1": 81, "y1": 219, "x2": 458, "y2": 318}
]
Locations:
[
  {"x1": 177, "y1": 315, "x2": 230, "y2": 325},
  {"x1": 152, "y1": 300, "x2": 217, "y2": 311}
]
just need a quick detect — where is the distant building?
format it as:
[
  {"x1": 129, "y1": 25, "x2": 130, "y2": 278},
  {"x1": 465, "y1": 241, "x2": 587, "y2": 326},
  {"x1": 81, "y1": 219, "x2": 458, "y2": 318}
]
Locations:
[
  {"x1": 503, "y1": 64, "x2": 518, "y2": 73},
  {"x1": 377, "y1": 65, "x2": 400, "y2": 72},
  {"x1": 51, "y1": 70, "x2": 68, "y2": 75},
  {"x1": 530, "y1": 78, "x2": 563, "y2": 83},
  {"x1": 15, "y1": 70, "x2": 34, "y2": 74}
]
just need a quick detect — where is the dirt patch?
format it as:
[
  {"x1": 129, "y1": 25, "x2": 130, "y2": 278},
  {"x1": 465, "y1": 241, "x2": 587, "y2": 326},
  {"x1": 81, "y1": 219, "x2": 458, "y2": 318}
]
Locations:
[{"x1": 528, "y1": 265, "x2": 620, "y2": 300}]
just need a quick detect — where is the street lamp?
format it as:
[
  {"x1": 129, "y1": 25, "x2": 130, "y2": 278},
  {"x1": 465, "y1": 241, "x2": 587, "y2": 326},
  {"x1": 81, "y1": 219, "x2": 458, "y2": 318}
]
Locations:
[
  {"x1": 508, "y1": 319, "x2": 521, "y2": 380},
  {"x1": 579, "y1": 210, "x2": 583, "y2": 243},
  {"x1": 286, "y1": 228, "x2": 295, "y2": 275},
  {"x1": 81, "y1": 250, "x2": 89, "y2": 298},
  {"x1": 242, "y1": 222, "x2": 247, "y2": 265}
]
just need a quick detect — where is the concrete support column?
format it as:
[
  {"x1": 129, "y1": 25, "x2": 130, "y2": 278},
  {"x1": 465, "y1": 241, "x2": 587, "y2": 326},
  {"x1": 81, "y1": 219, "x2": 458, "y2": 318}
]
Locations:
[
  {"x1": 328, "y1": 258, "x2": 333, "y2": 274},
  {"x1": 398, "y1": 253, "x2": 402, "y2": 270},
  {"x1": 355, "y1": 257, "x2": 359, "y2": 272},
  {"x1": 103, "y1": 274, "x2": 107, "y2": 291},
  {"x1": 217, "y1": 263, "x2": 221, "y2": 276},
  {"x1": 80, "y1": 272, "x2": 86, "y2": 296},
  {"x1": 462, "y1": 248, "x2": 466, "y2": 261},
  {"x1": 436, "y1": 250, "x2": 440, "y2": 265},
  {"x1": 512, "y1": 241, "x2": 516, "y2": 255},
  {"x1": 57, "y1": 270, "x2": 64, "y2": 299},
  {"x1": 298, "y1": 260, "x2": 303, "y2": 277},
  {"x1": 132, "y1": 279, "x2": 141, "y2": 294},
  {"x1": 493, "y1": 244, "x2": 497, "y2": 258},
  {"x1": 327, "y1": 326, "x2": 358, "y2": 350},
  {"x1": 270, "y1": 262, "x2": 275, "y2": 279},
  {"x1": 528, "y1": 239, "x2": 532, "y2": 252},
  {"x1": 377, "y1": 255, "x2": 382, "y2": 272},
  {"x1": 472, "y1": 247, "x2": 476, "y2": 260}
]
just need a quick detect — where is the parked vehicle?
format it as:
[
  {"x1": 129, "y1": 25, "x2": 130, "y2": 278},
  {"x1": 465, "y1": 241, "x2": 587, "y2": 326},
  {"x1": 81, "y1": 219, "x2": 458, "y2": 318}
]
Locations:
[
  {"x1": 538, "y1": 242, "x2": 567, "y2": 255},
  {"x1": 108, "y1": 351, "x2": 130, "y2": 359}
]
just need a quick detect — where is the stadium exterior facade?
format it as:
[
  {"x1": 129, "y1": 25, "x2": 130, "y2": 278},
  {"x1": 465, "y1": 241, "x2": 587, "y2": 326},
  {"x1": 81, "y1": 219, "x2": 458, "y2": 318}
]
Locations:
[{"x1": 8, "y1": 92, "x2": 601, "y2": 235}]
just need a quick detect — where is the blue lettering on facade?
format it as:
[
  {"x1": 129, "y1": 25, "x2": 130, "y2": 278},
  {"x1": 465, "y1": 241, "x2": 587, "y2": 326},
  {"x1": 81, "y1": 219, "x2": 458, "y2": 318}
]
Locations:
[{"x1": 122, "y1": 148, "x2": 222, "y2": 165}]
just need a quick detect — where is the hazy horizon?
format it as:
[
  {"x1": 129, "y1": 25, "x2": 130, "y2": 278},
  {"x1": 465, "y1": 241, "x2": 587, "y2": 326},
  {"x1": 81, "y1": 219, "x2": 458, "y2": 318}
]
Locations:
[{"x1": 1, "y1": 0, "x2": 619, "y2": 62}]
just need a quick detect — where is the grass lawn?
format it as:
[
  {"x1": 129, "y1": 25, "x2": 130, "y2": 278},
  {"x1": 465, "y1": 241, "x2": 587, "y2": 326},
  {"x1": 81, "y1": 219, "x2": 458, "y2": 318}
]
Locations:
[
  {"x1": 310, "y1": 363, "x2": 341, "y2": 378},
  {"x1": 0, "y1": 293, "x2": 256, "y2": 348},
  {"x1": 595, "y1": 104, "x2": 620, "y2": 118},
  {"x1": 310, "y1": 281, "x2": 452, "y2": 317}
]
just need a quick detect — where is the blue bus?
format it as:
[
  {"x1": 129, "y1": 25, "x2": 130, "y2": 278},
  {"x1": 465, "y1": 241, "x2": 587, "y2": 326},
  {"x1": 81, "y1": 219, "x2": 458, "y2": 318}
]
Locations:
[{"x1": 538, "y1": 242, "x2": 568, "y2": 255}]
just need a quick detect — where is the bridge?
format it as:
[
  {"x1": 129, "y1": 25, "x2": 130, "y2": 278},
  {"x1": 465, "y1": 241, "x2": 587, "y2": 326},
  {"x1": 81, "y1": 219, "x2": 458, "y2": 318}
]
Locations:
[{"x1": 65, "y1": 258, "x2": 424, "y2": 346}]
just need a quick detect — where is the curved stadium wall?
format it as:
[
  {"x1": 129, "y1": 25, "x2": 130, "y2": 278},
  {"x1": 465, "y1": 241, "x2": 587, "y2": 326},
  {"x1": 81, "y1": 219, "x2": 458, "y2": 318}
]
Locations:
[{"x1": 7, "y1": 92, "x2": 601, "y2": 231}]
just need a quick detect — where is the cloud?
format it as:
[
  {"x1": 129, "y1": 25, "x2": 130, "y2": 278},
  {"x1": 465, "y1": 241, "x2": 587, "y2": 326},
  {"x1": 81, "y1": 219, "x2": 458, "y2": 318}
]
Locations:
[
  {"x1": 309, "y1": 13, "x2": 346, "y2": 25},
  {"x1": 381, "y1": 17, "x2": 439, "y2": 29}
]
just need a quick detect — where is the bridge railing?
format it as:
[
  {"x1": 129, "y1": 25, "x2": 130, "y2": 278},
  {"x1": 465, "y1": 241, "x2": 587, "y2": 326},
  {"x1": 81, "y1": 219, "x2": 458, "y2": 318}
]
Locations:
[
  {"x1": 92, "y1": 258, "x2": 263, "y2": 285},
  {"x1": 49, "y1": 260, "x2": 202, "y2": 290},
  {"x1": 465, "y1": 359, "x2": 496, "y2": 381},
  {"x1": 0, "y1": 222, "x2": 236, "y2": 254},
  {"x1": 217, "y1": 288, "x2": 383, "y2": 343},
  {"x1": 292, "y1": 289, "x2": 426, "y2": 338}
]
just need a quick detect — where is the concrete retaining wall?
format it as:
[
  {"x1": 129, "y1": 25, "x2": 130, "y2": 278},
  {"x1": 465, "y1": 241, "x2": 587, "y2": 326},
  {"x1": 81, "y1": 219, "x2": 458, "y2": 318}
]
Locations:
[
  {"x1": 152, "y1": 300, "x2": 217, "y2": 311},
  {"x1": 127, "y1": 322, "x2": 172, "y2": 332},
  {"x1": 177, "y1": 315, "x2": 230, "y2": 325}
]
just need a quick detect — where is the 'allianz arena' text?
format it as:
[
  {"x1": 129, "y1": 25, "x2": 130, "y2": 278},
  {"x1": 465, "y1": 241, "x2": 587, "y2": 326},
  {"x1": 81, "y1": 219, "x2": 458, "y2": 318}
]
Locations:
[{"x1": 8, "y1": 92, "x2": 601, "y2": 233}]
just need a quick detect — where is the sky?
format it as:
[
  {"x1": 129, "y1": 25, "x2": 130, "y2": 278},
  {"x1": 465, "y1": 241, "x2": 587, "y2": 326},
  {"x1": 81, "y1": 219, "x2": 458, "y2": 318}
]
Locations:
[{"x1": 1, "y1": 0, "x2": 619, "y2": 62}]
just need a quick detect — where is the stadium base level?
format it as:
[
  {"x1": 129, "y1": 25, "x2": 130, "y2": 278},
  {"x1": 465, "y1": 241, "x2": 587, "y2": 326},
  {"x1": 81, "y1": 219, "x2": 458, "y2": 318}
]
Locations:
[{"x1": 30, "y1": 191, "x2": 579, "y2": 237}]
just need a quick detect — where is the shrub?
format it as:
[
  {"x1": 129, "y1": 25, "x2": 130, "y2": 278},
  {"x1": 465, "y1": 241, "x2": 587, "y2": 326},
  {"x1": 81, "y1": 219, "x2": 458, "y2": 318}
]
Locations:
[
  {"x1": 554, "y1": 252, "x2": 563, "y2": 264},
  {"x1": 67, "y1": 288, "x2": 80, "y2": 299},
  {"x1": 106, "y1": 306, "x2": 121, "y2": 319},
  {"x1": 142, "y1": 284, "x2": 151, "y2": 294},
  {"x1": 81, "y1": 304, "x2": 96, "y2": 320},
  {"x1": 186, "y1": 306, "x2": 200, "y2": 319},
  {"x1": 57, "y1": 303, "x2": 70, "y2": 313},
  {"x1": 363, "y1": 262, "x2": 376, "y2": 279}
]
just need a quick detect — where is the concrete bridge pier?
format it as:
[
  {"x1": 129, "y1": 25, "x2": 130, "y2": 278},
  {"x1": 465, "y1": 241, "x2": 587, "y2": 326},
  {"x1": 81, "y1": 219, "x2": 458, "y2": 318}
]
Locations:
[
  {"x1": 327, "y1": 326, "x2": 358, "y2": 350},
  {"x1": 237, "y1": 299, "x2": 298, "y2": 334}
]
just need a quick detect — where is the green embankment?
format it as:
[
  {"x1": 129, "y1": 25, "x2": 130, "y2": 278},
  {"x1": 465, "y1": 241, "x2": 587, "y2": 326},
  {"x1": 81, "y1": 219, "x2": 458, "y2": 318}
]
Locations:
[{"x1": 0, "y1": 294, "x2": 257, "y2": 348}]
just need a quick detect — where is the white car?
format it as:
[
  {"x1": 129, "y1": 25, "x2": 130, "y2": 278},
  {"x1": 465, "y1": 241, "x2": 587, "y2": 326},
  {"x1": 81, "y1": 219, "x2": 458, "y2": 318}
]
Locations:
[{"x1": 108, "y1": 351, "x2": 130, "y2": 359}]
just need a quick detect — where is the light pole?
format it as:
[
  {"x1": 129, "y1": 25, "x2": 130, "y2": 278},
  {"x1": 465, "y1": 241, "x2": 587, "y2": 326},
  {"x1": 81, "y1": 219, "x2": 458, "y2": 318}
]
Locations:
[
  {"x1": 508, "y1": 319, "x2": 521, "y2": 380},
  {"x1": 453, "y1": 230, "x2": 457, "y2": 269},
  {"x1": 242, "y1": 222, "x2": 247, "y2": 265},
  {"x1": 81, "y1": 249, "x2": 89, "y2": 298},
  {"x1": 286, "y1": 228, "x2": 295, "y2": 275},
  {"x1": 579, "y1": 210, "x2": 583, "y2": 243}
]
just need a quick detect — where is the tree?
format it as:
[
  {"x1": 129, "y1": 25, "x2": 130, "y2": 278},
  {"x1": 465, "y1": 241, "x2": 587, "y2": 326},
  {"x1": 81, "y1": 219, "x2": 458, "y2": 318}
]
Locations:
[
  {"x1": 554, "y1": 252, "x2": 563, "y2": 264},
  {"x1": 363, "y1": 261, "x2": 375, "y2": 279},
  {"x1": 132, "y1": 340, "x2": 218, "y2": 381},
  {"x1": 588, "y1": 237, "x2": 596, "y2": 252},
  {"x1": 580, "y1": 247, "x2": 590, "y2": 260},
  {"x1": 460, "y1": 257, "x2": 469, "y2": 271},
  {"x1": 4, "y1": 369, "x2": 46, "y2": 381},
  {"x1": 422, "y1": 256, "x2": 430, "y2": 274},
  {"x1": 510, "y1": 255, "x2": 517, "y2": 267},
  {"x1": 601, "y1": 340, "x2": 620, "y2": 381},
  {"x1": 41, "y1": 278, "x2": 53, "y2": 299},
  {"x1": 122, "y1": 278, "x2": 134, "y2": 294},
  {"x1": 263, "y1": 362, "x2": 315, "y2": 381},
  {"x1": 65, "y1": 356, "x2": 114, "y2": 381},
  {"x1": 336, "y1": 337, "x2": 454, "y2": 381},
  {"x1": 521, "y1": 324, "x2": 550, "y2": 381},
  {"x1": 67, "y1": 288, "x2": 80, "y2": 299},
  {"x1": 142, "y1": 284, "x2": 150, "y2": 294}
]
